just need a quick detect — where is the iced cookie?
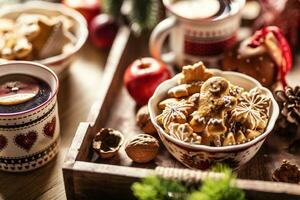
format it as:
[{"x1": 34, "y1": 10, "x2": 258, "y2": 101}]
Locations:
[
  {"x1": 179, "y1": 61, "x2": 213, "y2": 84},
  {"x1": 167, "y1": 81, "x2": 203, "y2": 98},
  {"x1": 190, "y1": 77, "x2": 237, "y2": 146},
  {"x1": 156, "y1": 99, "x2": 194, "y2": 130},
  {"x1": 0, "y1": 19, "x2": 14, "y2": 34},
  {"x1": 168, "y1": 122, "x2": 202, "y2": 144},
  {"x1": 230, "y1": 87, "x2": 270, "y2": 130},
  {"x1": 31, "y1": 20, "x2": 71, "y2": 59}
]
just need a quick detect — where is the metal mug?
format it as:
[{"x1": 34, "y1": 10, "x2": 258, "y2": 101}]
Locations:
[
  {"x1": 150, "y1": 0, "x2": 245, "y2": 67},
  {"x1": 0, "y1": 61, "x2": 60, "y2": 172}
]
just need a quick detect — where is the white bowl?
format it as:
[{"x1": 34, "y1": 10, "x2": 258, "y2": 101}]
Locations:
[
  {"x1": 148, "y1": 69, "x2": 279, "y2": 170},
  {"x1": 0, "y1": 1, "x2": 88, "y2": 75}
]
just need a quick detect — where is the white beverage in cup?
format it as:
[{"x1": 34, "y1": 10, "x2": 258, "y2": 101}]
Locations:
[{"x1": 150, "y1": 0, "x2": 245, "y2": 67}]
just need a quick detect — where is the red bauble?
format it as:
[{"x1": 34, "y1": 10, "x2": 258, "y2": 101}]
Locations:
[
  {"x1": 89, "y1": 14, "x2": 118, "y2": 49},
  {"x1": 124, "y1": 57, "x2": 171, "y2": 106},
  {"x1": 62, "y1": 0, "x2": 100, "y2": 23}
]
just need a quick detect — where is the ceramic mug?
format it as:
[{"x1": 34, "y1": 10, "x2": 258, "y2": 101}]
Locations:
[
  {"x1": 0, "y1": 61, "x2": 60, "y2": 172},
  {"x1": 149, "y1": 0, "x2": 245, "y2": 67}
]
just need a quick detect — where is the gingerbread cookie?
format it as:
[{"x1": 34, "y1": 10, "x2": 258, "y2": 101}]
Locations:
[
  {"x1": 178, "y1": 62, "x2": 213, "y2": 84},
  {"x1": 0, "y1": 13, "x2": 75, "y2": 61},
  {"x1": 190, "y1": 77, "x2": 236, "y2": 133},
  {"x1": 156, "y1": 99, "x2": 194, "y2": 130},
  {"x1": 168, "y1": 122, "x2": 202, "y2": 144},
  {"x1": 156, "y1": 62, "x2": 271, "y2": 147},
  {"x1": 168, "y1": 81, "x2": 203, "y2": 98},
  {"x1": 230, "y1": 87, "x2": 270, "y2": 131}
]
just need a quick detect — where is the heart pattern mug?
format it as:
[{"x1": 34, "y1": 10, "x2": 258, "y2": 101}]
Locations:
[
  {"x1": 0, "y1": 61, "x2": 60, "y2": 172},
  {"x1": 150, "y1": 0, "x2": 245, "y2": 67}
]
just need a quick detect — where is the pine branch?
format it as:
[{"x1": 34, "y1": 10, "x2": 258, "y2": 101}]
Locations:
[
  {"x1": 102, "y1": 0, "x2": 124, "y2": 17},
  {"x1": 132, "y1": 165, "x2": 246, "y2": 200},
  {"x1": 128, "y1": 0, "x2": 161, "y2": 33}
]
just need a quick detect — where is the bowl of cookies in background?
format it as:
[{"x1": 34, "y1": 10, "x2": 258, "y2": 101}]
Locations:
[
  {"x1": 0, "y1": 1, "x2": 88, "y2": 74},
  {"x1": 148, "y1": 62, "x2": 279, "y2": 170}
]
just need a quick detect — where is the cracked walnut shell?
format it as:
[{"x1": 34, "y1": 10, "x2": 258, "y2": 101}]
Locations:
[{"x1": 92, "y1": 128, "x2": 124, "y2": 159}]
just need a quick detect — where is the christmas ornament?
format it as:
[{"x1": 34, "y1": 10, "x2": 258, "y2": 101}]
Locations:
[
  {"x1": 255, "y1": 0, "x2": 300, "y2": 51},
  {"x1": 89, "y1": 14, "x2": 118, "y2": 49},
  {"x1": 124, "y1": 57, "x2": 171, "y2": 106},
  {"x1": 223, "y1": 26, "x2": 292, "y2": 88}
]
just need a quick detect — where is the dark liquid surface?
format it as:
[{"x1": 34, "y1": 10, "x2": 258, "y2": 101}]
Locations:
[{"x1": 0, "y1": 74, "x2": 52, "y2": 114}]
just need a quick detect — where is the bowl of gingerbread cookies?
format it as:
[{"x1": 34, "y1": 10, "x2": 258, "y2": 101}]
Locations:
[
  {"x1": 148, "y1": 61, "x2": 279, "y2": 170},
  {"x1": 0, "y1": 1, "x2": 88, "y2": 74}
]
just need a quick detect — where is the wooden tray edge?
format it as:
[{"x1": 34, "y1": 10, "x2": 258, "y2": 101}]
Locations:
[{"x1": 62, "y1": 26, "x2": 300, "y2": 199}]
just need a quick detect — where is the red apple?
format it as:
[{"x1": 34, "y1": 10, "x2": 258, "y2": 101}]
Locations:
[
  {"x1": 62, "y1": 0, "x2": 101, "y2": 23},
  {"x1": 124, "y1": 57, "x2": 171, "y2": 105},
  {"x1": 89, "y1": 14, "x2": 118, "y2": 49}
]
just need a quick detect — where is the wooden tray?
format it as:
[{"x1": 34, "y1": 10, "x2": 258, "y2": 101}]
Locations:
[{"x1": 62, "y1": 27, "x2": 300, "y2": 200}]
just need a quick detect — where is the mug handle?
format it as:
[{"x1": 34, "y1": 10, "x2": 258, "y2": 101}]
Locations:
[{"x1": 149, "y1": 16, "x2": 178, "y2": 64}]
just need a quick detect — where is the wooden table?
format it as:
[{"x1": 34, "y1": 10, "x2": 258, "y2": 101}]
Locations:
[
  {"x1": 0, "y1": 36, "x2": 300, "y2": 200},
  {"x1": 0, "y1": 42, "x2": 108, "y2": 200}
]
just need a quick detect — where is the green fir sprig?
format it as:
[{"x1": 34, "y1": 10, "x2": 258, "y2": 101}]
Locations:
[
  {"x1": 102, "y1": 0, "x2": 124, "y2": 17},
  {"x1": 128, "y1": 0, "x2": 161, "y2": 33},
  {"x1": 132, "y1": 176, "x2": 188, "y2": 200},
  {"x1": 187, "y1": 166, "x2": 245, "y2": 200},
  {"x1": 101, "y1": 0, "x2": 161, "y2": 33},
  {"x1": 132, "y1": 165, "x2": 246, "y2": 200}
]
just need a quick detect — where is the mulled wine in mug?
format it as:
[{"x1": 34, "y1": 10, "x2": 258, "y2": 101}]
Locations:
[
  {"x1": 150, "y1": 0, "x2": 245, "y2": 67},
  {"x1": 0, "y1": 61, "x2": 60, "y2": 172}
]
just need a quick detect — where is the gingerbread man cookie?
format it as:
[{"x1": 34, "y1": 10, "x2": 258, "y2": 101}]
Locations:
[{"x1": 190, "y1": 77, "x2": 237, "y2": 146}]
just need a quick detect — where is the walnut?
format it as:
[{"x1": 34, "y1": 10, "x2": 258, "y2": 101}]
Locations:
[
  {"x1": 125, "y1": 134, "x2": 159, "y2": 163},
  {"x1": 92, "y1": 128, "x2": 124, "y2": 159},
  {"x1": 136, "y1": 105, "x2": 157, "y2": 135}
]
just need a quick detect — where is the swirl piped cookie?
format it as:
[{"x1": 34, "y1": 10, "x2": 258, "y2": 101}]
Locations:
[{"x1": 156, "y1": 62, "x2": 271, "y2": 147}]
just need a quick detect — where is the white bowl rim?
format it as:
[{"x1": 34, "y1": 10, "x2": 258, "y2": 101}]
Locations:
[
  {"x1": 148, "y1": 68, "x2": 280, "y2": 152},
  {"x1": 0, "y1": 1, "x2": 89, "y2": 66}
]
